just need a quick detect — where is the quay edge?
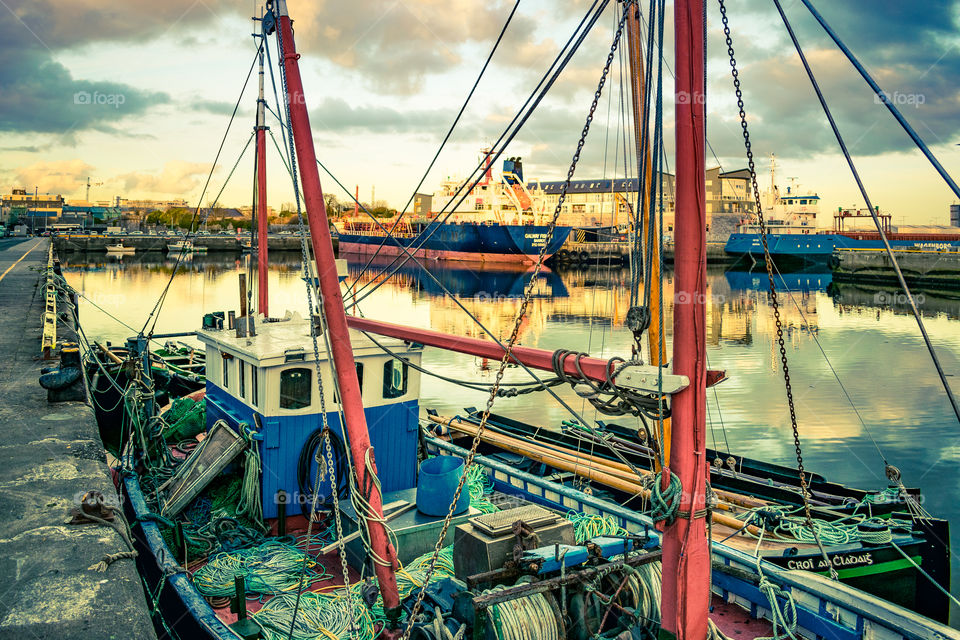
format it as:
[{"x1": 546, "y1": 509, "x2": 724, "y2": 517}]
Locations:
[{"x1": 0, "y1": 237, "x2": 156, "y2": 640}]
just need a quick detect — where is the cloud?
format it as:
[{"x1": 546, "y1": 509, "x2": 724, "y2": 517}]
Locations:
[
  {"x1": 700, "y1": 0, "x2": 960, "y2": 159},
  {"x1": 4, "y1": 0, "x2": 238, "y2": 50},
  {"x1": 309, "y1": 98, "x2": 451, "y2": 134},
  {"x1": 118, "y1": 161, "x2": 213, "y2": 195},
  {"x1": 0, "y1": 0, "x2": 239, "y2": 136},
  {"x1": 286, "y1": 0, "x2": 539, "y2": 94},
  {"x1": 192, "y1": 99, "x2": 241, "y2": 117},
  {"x1": 10, "y1": 159, "x2": 95, "y2": 195}
]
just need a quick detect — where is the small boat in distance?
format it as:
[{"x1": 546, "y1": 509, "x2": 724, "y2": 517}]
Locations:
[
  {"x1": 167, "y1": 239, "x2": 208, "y2": 254},
  {"x1": 105, "y1": 241, "x2": 135, "y2": 254}
]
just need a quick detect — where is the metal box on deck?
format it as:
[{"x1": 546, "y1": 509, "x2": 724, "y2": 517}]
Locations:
[
  {"x1": 339, "y1": 488, "x2": 479, "y2": 569},
  {"x1": 452, "y1": 505, "x2": 575, "y2": 581}
]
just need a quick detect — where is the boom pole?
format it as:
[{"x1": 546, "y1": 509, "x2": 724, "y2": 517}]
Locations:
[
  {"x1": 272, "y1": 0, "x2": 402, "y2": 623},
  {"x1": 256, "y1": 39, "x2": 269, "y2": 316},
  {"x1": 661, "y1": 0, "x2": 710, "y2": 638}
]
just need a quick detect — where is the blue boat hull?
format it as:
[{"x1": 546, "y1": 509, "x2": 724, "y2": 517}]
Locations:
[
  {"x1": 725, "y1": 233, "x2": 960, "y2": 260},
  {"x1": 338, "y1": 222, "x2": 571, "y2": 263}
]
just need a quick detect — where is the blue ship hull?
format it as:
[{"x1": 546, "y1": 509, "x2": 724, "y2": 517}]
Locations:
[
  {"x1": 725, "y1": 232, "x2": 960, "y2": 260},
  {"x1": 338, "y1": 221, "x2": 571, "y2": 263}
]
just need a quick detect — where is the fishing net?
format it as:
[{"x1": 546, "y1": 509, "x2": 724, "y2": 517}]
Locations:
[{"x1": 161, "y1": 396, "x2": 206, "y2": 442}]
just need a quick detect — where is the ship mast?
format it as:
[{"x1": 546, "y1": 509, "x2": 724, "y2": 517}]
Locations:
[
  {"x1": 625, "y1": 1, "x2": 670, "y2": 468},
  {"x1": 661, "y1": 0, "x2": 710, "y2": 637},
  {"x1": 255, "y1": 31, "x2": 269, "y2": 316},
  {"x1": 271, "y1": 0, "x2": 403, "y2": 624}
]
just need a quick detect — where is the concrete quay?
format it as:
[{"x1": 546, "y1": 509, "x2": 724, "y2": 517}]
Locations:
[
  {"x1": 54, "y1": 233, "x2": 313, "y2": 253},
  {"x1": 0, "y1": 238, "x2": 156, "y2": 639},
  {"x1": 831, "y1": 248, "x2": 960, "y2": 290}
]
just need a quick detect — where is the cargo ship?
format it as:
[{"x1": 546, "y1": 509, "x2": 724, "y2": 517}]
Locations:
[
  {"x1": 726, "y1": 206, "x2": 960, "y2": 260},
  {"x1": 724, "y1": 158, "x2": 960, "y2": 260},
  {"x1": 336, "y1": 155, "x2": 571, "y2": 263}
]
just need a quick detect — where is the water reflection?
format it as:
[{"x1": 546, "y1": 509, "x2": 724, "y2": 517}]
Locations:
[{"x1": 62, "y1": 254, "x2": 960, "y2": 594}]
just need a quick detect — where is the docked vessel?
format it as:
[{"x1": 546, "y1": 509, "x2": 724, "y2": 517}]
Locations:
[
  {"x1": 336, "y1": 155, "x2": 570, "y2": 263},
  {"x1": 726, "y1": 168, "x2": 960, "y2": 260},
  {"x1": 726, "y1": 208, "x2": 960, "y2": 260},
  {"x1": 167, "y1": 238, "x2": 208, "y2": 254},
  {"x1": 105, "y1": 241, "x2": 135, "y2": 254},
  {"x1": 69, "y1": 2, "x2": 960, "y2": 640}
]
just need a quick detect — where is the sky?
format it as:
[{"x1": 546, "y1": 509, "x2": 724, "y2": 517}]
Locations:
[{"x1": 1, "y1": 0, "x2": 959, "y2": 227}]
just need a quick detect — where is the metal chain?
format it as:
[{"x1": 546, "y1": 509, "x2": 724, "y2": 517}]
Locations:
[
  {"x1": 273, "y1": 12, "x2": 358, "y2": 636},
  {"x1": 717, "y1": 0, "x2": 837, "y2": 580},
  {"x1": 400, "y1": 6, "x2": 634, "y2": 637}
]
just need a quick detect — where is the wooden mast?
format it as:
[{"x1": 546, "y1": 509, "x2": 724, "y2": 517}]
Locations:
[
  {"x1": 272, "y1": 0, "x2": 403, "y2": 626},
  {"x1": 255, "y1": 39, "x2": 269, "y2": 316},
  {"x1": 661, "y1": 0, "x2": 710, "y2": 637},
  {"x1": 625, "y1": 1, "x2": 670, "y2": 468}
]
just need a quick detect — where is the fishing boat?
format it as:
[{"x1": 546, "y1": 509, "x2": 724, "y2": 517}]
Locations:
[
  {"x1": 78, "y1": 2, "x2": 960, "y2": 640},
  {"x1": 86, "y1": 340, "x2": 206, "y2": 456}
]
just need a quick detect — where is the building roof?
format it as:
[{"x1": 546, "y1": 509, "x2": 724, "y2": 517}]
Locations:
[{"x1": 718, "y1": 168, "x2": 752, "y2": 180}]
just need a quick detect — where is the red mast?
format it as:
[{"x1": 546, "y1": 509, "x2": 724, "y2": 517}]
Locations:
[
  {"x1": 256, "y1": 42, "x2": 269, "y2": 316},
  {"x1": 661, "y1": 0, "x2": 710, "y2": 638},
  {"x1": 272, "y1": 0, "x2": 403, "y2": 622}
]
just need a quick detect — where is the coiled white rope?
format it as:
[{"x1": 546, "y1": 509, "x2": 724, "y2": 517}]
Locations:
[{"x1": 484, "y1": 583, "x2": 560, "y2": 640}]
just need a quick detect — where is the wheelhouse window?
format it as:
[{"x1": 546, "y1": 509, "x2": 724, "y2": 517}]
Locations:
[
  {"x1": 382, "y1": 359, "x2": 408, "y2": 399},
  {"x1": 222, "y1": 356, "x2": 230, "y2": 389},
  {"x1": 239, "y1": 361, "x2": 246, "y2": 399},
  {"x1": 280, "y1": 368, "x2": 312, "y2": 410},
  {"x1": 251, "y1": 366, "x2": 258, "y2": 407}
]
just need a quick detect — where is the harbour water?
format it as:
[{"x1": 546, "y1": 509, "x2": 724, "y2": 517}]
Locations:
[{"x1": 62, "y1": 251, "x2": 960, "y2": 604}]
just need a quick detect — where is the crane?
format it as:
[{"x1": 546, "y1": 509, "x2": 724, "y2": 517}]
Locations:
[{"x1": 85, "y1": 177, "x2": 103, "y2": 203}]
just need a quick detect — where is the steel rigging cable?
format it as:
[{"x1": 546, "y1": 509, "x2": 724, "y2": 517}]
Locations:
[{"x1": 141, "y1": 40, "x2": 264, "y2": 337}]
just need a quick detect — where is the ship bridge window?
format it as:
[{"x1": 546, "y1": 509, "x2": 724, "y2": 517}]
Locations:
[
  {"x1": 221, "y1": 354, "x2": 231, "y2": 389},
  {"x1": 383, "y1": 359, "x2": 408, "y2": 399},
  {"x1": 239, "y1": 361, "x2": 246, "y2": 398},
  {"x1": 800, "y1": 199, "x2": 807, "y2": 205},
  {"x1": 280, "y1": 368, "x2": 312, "y2": 410}
]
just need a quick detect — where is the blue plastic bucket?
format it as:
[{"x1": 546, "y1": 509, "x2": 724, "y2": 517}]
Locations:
[{"x1": 416, "y1": 456, "x2": 470, "y2": 516}]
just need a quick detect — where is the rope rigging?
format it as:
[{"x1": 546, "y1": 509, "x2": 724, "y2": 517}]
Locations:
[
  {"x1": 343, "y1": 0, "x2": 521, "y2": 296},
  {"x1": 341, "y1": 0, "x2": 608, "y2": 311},
  {"x1": 402, "y1": 6, "x2": 637, "y2": 636},
  {"x1": 141, "y1": 39, "x2": 265, "y2": 339},
  {"x1": 253, "y1": 5, "x2": 652, "y2": 466},
  {"x1": 772, "y1": 0, "x2": 960, "y2": 426}
]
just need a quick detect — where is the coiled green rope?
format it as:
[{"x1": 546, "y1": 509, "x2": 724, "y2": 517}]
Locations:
[
  {"x1": 565, "y1": 512, "x2": 627, "y2": 543},
  {"x1": 648, "y1": 470, "x2": 681, "y2": 525},
  {"x1": 193, "y1": 539, "x2": 327, "y2": 597}
]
